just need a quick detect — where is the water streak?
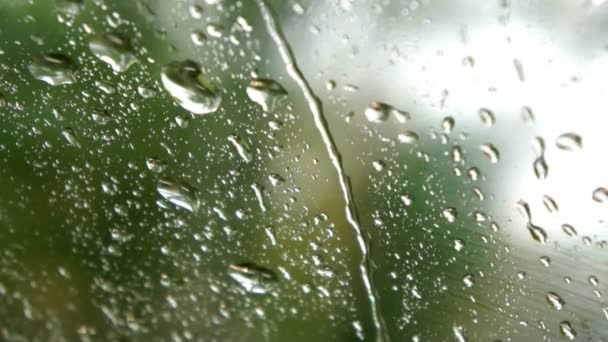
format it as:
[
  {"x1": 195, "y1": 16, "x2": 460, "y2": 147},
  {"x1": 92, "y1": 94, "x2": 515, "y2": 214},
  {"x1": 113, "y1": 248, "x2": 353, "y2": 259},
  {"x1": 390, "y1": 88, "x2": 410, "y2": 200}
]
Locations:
[{"x1": 255, "y1": 1, "x2": 388, "y2": 340}]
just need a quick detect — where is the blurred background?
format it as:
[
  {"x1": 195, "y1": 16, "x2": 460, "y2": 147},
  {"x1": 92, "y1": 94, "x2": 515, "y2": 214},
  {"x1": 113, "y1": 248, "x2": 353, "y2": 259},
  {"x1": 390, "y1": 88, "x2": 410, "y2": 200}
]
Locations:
[{"x1": 0, "y1": 0, "x2": 607, "y2": 340}]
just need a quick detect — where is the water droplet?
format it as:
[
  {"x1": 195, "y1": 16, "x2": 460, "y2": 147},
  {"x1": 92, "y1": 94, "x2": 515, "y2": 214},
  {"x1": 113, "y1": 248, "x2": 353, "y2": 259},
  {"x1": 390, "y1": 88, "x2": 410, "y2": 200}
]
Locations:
[
  {"x1": 561, "y1": 224, "x2": 577, "y2": 237},
  {"x1": 206, "y1": 23, "x2": 223, "y2": 38},
  {"x1": 228, "y1": 263, "x2": 277, "y2": 294},
  {"x1": 175, "y1": 114, "x2": 189, "y2": 128},
  {"x1": 480, "y1": 143, "x2": 499, "y2": 163},
  {"x1": 528, "y1": 223, "x2": 547, "y2": 244},
  {"x1": 533, "y1": 157, "x2": 548, "y2": 180},
  {"x1": 589, "y1": 275, "x2": 599, "y2": 287},
  {"x1": 467, "y1": 167, "x2": 480, "y2": 181},
  {"x1": 546, "y1": 292, "x2": 565, "y2": 310},
  {"x1": 517, "y1": 271, "x2": 526, "y2": 280},
  {"x1": 89, "y1": 32, "x2": 136, "y2": 72},
  {"x1": 372, "y1": 160, "x2": 385, "y2": 172},
  {"x1": 91, "y1": 109, "x2": 111, "y2": 125},
  {"x1": 268, "y1": 173, "x2": 285, "y2": 186},
  {"x1": 400, "y1": 194, "x2": 413, "y2": 206},
  {"x1": 28, "y1": 53, "x2": 76, "y2": 86},
  {"x1": 157, "y1": 177, "x2": 198, "y2": 212},
  {"x1": 540, "y1": 256, "x2": 551, "y2": 267},
  {"x1": 146, "y1": 157, "x2": 167, "y2": 173},
  {"x1": 515, "y1": 200, "x2": 532, "y2": 222},
  {"x1": 364, "y1": 102, "x2": 409, "y2": 123},
  {"x1": 452, "y1": 145, "x2": 463, "y2": 162},
  {"x1": 478, "y1": 108, "x2": 495, "y2": 127},
  {"x1": 442, "y1": 116, "x2": 455, "y2": 133},
  {"x1": 189, "y1": 4, "x2": 204, "y2": 18},
  {"x1": 592, "y1": 187, "x2": 608, "y2": 203},
  {"x1": 531, "y1": 136, "x2": 545, "y2": 157},
  {"x1": 559, "y1": 321, "x2": 576, "y2": 340},
  {"x1": 453, "y1": 325, "x2": 467, "y2": 342},
  {"x1": 542, "y1": 195, "x2": 558, "y2": 213},
  {"x1": 397, "y1": 130, "x2": 419, "y2": 144},
  {"x1": 228, "y1": 134, "x2": 253, "y2": 163},
  {"x1": 137, "y1": 85, "x2": 155, "y2": 98},
  {"x1": 191, "y1": 30, "x2": 207, "y2": 46},
  {"x1": 556, "y1": 133, "x2": 582, "y2": 151},
  {"x1": 454, "y1": 239, "x2": 465, "y2": 252},
  {"x1": 513, "y1": 58, "x2": 525, "y2": 82},
  {"x1": 246, "y1": 78, "x2": 287, "y2": 112},
  {"x1": 61, "y1": 127, "x2": 80, "y2": 147},
  {"x1": 463, "y1": 274, "x2": 474, "y2": 287},
  {"x1": 443, "y1": 207, "x2": 457, "y2": 223},
  {"x1": 521, "y1": 106, "x2": 535, "y2": 125},
  {"x1": 161, "y1": 60, "x2": 222, "y2": 115},
  {"x1": 251, "y1": 183, "x2": 267, "y2": 213}
]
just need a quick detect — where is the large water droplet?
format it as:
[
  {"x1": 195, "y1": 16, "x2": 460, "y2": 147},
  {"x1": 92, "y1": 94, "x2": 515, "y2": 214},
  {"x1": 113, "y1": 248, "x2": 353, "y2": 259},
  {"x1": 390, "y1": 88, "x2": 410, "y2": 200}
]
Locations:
[
  {"x1": 397, "y1": 130, "x2": 419, "y2": 144},
  {"x1": 246, "y1": 78, "x2": 287, "y2": 112},
  {"x1": 555, "y1": 133, "x2": 582, "y2": 151},
  {"x1": 527, "y1": 222, "x2": 547, "y2": 244},
  {"x1": 157, "y1": 177, "x2": 198, "y2": 212},
  {"x1": 364, "y1": 102, "x2": 409, "y2": 123},
  {"x1": 228, "y1": 262, "x2": 277, "y2": 294},
  {"x1": 28, "y1": 53, "x2": 76, "y2": 86},
  {"x1": 161, "y1": 60, "x2": 222, "y2": 115},
  {"x1": 89, "y1": 33, "x2": 136, "y2": 72}
]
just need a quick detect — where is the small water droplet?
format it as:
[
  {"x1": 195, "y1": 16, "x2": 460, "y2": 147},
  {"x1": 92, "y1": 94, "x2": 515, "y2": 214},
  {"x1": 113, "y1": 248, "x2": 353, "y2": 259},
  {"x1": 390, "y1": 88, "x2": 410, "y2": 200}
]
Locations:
[
  {"x1": 540, "y1": 256, "x2": 551, "y2": 267},
  {"x1": 454, "y1": 239, "x2": 465, "y2": 252},
  {"x1": 372, "y1": 160, "x2": 385, "y2": 172},
  {"x1": 247, "y1": 78, "x2": 287, "y2": 112},
  {"x1": 89, "y1": 32, "x2": 136, "y2": 72},
  {"x1": 453, "y1": 325, "x2": 467, "y2": 342},
  {"x1": 480, "y1": 143, "x2": 499, "y2": 163},
  {"x1": 191, "y1": 30, "x2": 207, "y2": 46},
  {"x1": 452, "y1": 145, "x2": 464, "y2": 162},
  {"x1": 546, "y1": 292, "x2": 565, "y2": 310},
  {"x1": 189, "y1": 4, "x2": 204, "y2": 18},
  {"x1": 400, "y1": 194, "x2": 413, "y2": 206},
  {"x1": 517, "y1": 271, "x2": 526, "y2": 280},
  {"x1": 513, "y1": 58, "x2": 525, "y2": 82},
  {"x1": 521, "y1": 106, "x2": 535, "y2": 125},
  {"x1": 556, "y1": 133, "x2": 582, "y2": 151},
  {"x1": 28, "y1": 53, "x2": 76, "y2": 86},
  {"x1": 161, "y1": 60, "x2": 222, "y2": 115},
  {"x1": 157, "y1": 177, "x2": 198, "y2": 212},
  {"x1": 146, "y1": 157, "x2": 167, "y2": 173},
  {"x1": 364, "y1": 102, "x2": 409, "y2": 123},
  {"x1": 228, "y1": 263, "x2": 277, "y2": 294},
  {"x1": 467, "y1": 167, "x2": 480, "y2": 181},
  {"x1": 531, "y1": 136, "x2": 545, "y2": 157},
  {"x1": 478, "y1": 108, "x2": 495, "y2": 127},
  {"x1": 175, "y1": 114, "x2": 189, "y2": 128},
  {"x1": 561, "y1": 224, "x2": 577, "y2": 237},
  {"x1": 589, "y1": 275, "x2": 599, "y2": 287},
  {"x1": 515, "y1": 200, "x2": 532, "y2": 222}
]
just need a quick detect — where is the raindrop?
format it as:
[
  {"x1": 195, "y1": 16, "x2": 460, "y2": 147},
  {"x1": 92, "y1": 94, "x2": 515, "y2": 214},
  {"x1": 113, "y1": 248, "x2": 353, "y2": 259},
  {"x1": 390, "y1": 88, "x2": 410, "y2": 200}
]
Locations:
[
  {"x1": 480, "y1": 143, "x2": 499, "y2": 163},
  {"x1": 228, "y1": 263, "x2": 277, "y2": 295},
  {"x1": 246, "y1": 78, "x2": 287, "y2": 112},
  {"x1": 540, "y1": 256, "x2": 551, "y2": 267},
  {"x1": 559, "y1": 321, "x2": 576, "y2": 340},
  {"x1": 206, "y1": 23, "x2": 224, "y2": 38},
  {"x1": 533, "y1": 157, "x2": 548, "y2": 180},
  {"x1": 28, "y1": 53, "x2": 76, "y2": 86},
  {"x1": 561, "y1": 224, "x2": 577, "y2": 237},
  {"x1": 546, "y1": 292, "x2": 565, "y2": 310},
  {"x1": 589, "y1": 275, "x2": 599, "y2": 287},
  {"x1": 467, "y1": 167, "x2": 480, "y2": 181},
  {"x1": 515, "y1": 200, "x2": 532, "y2": 222},
  {"x1": 400, "y1": 194, "x2": 413, "y2": 206},
  {"x1": 513, "y1": 58, "x2": 525, "y2": 82},
  {"x1": 91, "y1": 109, "x2": 111, "y2": 125},
  {"x1": 531, "y1": 136, "x2": 545, "y2": 157},
  {"x1": 592, "y1": 187, "x2": 608, "y2": 203},
  {"x1": 146, "y1": 157, "x2": 167, "y2": 173},
  {"x1": 521, "y1": 106, "x2": 535, "y2": 125},
  {"x1": 397, "y1": 130, "x2": 419, "y2": 144},
  {"x1": 542, "y1": 195, "x2": 558, "y2": 213},
  {"x1": 161, "y1": 60, "x2": 222, "y2": 115},
  {"x1": 443, "y1": 207, "x2": 457, "y2": 223},
  {"x1": 157, "y1": 177, "x2": 198, "y2": 212},
  {"x1": 555, "y1": 133, "x2": 582, "y2": 151},
  {"x1": 175, "y1": 115, "x2": 189, "y2": 128},
  {"x1": 463, "y1": 274, "x2": 474, "y2": 288},
  {"x1": 191, "y1": 31, "x2": 207, "y2": 46},
  {"x1": 189, "y1": 4, "x2": 204, "y2": 18},
  {"x1": 452, "y1": 145, "x2": 463, "y2": 162},
  {"x1": 227, "y1": 134, "x2": 253, "y2": 163},
  {"x1": 372, "y1": 160, "x2": 385, "y2": 172},
  {"x1": 61, "y1": 127, "x2": 80, "y2": 147},
  {"x1": 89, "y1": 32, "x2": 137, "y2": 72},
  {"x1": 453, "y1": 325, "x2": 467, "y2": 342},
  {"x1": 478, "y1": 108, "x2": 495, "y2": 127},
  {"x1": 364, "y1": 102, "x2": 409, "y2": 123},
  {"x1": 268, "y1": 173, "x2": 285, "y2": 186},
  {"x1": 527, "y1": 223, "x2": 547, "y2": 244},
  {"x1": 442, "y1": 116, "x2": 455, "y2": 133},
  {"x1": 454, "y1": 239, "x2": 465, "y2": 252}
]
